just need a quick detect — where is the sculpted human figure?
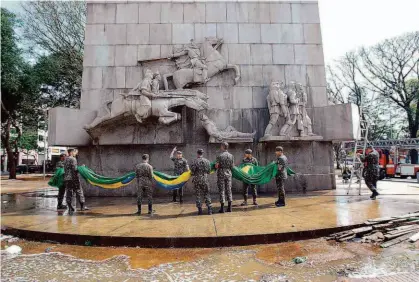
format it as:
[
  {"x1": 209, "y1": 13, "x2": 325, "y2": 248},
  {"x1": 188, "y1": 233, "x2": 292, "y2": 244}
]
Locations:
[
  {"x1": 200, "y1": 114, "x2": 255, "y2": 141},
  {"x1": 169, "y1": 39, "x2": 209, "y2": 83},
  {"x1": 279, "y1": 81, "x2": 303, "y2": 136},
  {"x1": 264, "y1": 81, "x2": 289, "y2": 137},
  {"x1": 151, "y1": 71, "x2": 161, "y2": 94},
  {"x1": 296, "y1": 83, "x2": 315, "y2": 136}
]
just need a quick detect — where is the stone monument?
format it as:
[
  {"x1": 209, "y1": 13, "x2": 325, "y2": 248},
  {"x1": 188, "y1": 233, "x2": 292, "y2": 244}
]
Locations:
[{"x1": 48, "y1": 1, "x2": 359, "y2": 197}]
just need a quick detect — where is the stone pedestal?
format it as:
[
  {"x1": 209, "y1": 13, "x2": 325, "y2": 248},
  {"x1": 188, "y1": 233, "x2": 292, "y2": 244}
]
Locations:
[
  {"x1": 48, "y1": 1, "x2": 357, "y2": 197},
  {"x1": 259, "y1": 135, "x2": 323, "y2": 142}
]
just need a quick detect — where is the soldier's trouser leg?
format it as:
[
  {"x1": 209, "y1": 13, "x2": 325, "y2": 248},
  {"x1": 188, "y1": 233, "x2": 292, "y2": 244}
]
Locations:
[
  {"x1": 225, "y1": 176, "x2": 233, "y2": 203},
  {"x1": 74, "y1": 182, "x2": 85, "y2": 205},
  {"x1": 218, "y1": 176, "x2": 226, "y2": 204},
  {"x1": 65, "y1": 181, "x2": 75, "y2": 210},
  {"x1": 251, "y1": 184, "x2": 257, "y2": 197},
  {"x1": 203, "y1": 182, "x2": 212, "y2": 208},
  {"x1": 242, "y1": 183, "x2": 248, "y2": 200},
  {"x1": 179, "y1": 185, "x2": 184, "y2": 203},
  {"x1": 195, "y1": 184, "x2": 202, "y2": 208},
  {"x1": 137, "y1": 184, "x2": 144, "y2": 206},
  {"x1": 365, "y1": 176, "x2": 377, "y2": 193},
  {"x1": 276, "y1": 178, "x2": 286, "y2": 202},
  {"x1": 145, "y1": 185, "x2": 153, "y2": 205},
  {"x1": 57, "y1": 185, "x2": 66, "y2": 206},
  {"x1": 265, "y1": 114, "x2": 279, "y2": 136}
]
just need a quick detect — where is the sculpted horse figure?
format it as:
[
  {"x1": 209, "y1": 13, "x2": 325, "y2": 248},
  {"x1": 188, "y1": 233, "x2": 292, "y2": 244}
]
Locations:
[
  {"x1": 84, "y1": 70, "x2": 208, "y2": 131},
  {"x1": 163, "y1": 37, "x2": 240, "y2": 90}
]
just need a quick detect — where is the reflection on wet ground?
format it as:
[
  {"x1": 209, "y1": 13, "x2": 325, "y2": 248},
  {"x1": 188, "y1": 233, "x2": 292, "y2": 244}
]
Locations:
[
  {"x1": 1, "y1": 238, "x2": 418, "y2": 281},
  {"x1": 2, "y1": 182, "x2": 419, "y2": 241}
]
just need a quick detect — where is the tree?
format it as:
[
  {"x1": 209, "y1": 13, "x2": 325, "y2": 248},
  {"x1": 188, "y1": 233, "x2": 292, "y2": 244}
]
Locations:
[
  {"x1": 1, "y1": 8, "x2": 42, "y2": 179},
  {"x1": 20, "y1": 0, "x2": 86, "y2": 108},
  {"x1": 356, "y1": 32, "x2": 419, "y2": 137}
]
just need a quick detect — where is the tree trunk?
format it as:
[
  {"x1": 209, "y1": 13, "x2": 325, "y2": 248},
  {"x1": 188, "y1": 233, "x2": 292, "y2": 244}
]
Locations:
[
  {"x1": 7, "y1": 149, "x2": 17, "y2": 179},
  {"x1": 407, "y1": 110, "x2": 418, "y2": 138}
]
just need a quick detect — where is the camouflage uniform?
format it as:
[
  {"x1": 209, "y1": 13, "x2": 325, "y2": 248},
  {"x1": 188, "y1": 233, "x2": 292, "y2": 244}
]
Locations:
[
  {"x1": 56, "y1": 160, "x2": 66, "y2": 207},
  {"x1": 275, "y1": 155, "x2": 288, "y2": 203},
  {"x1": 171, "y1": 157, "x2": 189, "y2": 201},
  {"x1": 216, "y1": 151, "x2": 234, "y2": 204},
  {"x1": 241, "y1": 157, "x2": 258, "y2": 198},
  {"x1": 361, "y1": 150, "x2": 379, "y2": 193},
  {"x1": 63, "y1": 156, "x2": 85, "y2": 208},
  {"x1": 190, "y1": 156, "x2": 212, "y2": 208},
  {"x1": 135, "y1": 162, "x2": 154, "y2": 205}
]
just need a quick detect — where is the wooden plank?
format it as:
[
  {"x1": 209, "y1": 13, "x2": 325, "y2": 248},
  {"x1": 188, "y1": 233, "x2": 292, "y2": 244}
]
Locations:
[
  {"x1": 409, "y1": 232, "x2": 419, "y2": 242},
  {"x1": 381, "y1": 232, "x2": 417, "y2": 248},
  {"x1": 372, "y1": 223, "x2": 393, "y2": 230},
  {"x1": 385, "y1": 228, "x2": 419, "y2": 240},
  {"x1": 337, "y1": 234, "x2": 355, "y2": 242},
  {"x1": 350, "y1": 226, "x2": 373, "y2": 234},
  {"x1": 387, "y1": 226, "x2": 419, "y2": 235}
]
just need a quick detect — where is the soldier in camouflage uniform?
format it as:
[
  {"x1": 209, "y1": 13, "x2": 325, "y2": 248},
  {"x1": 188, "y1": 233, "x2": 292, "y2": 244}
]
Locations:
[
  {"x1": 64, "y1": 149, "x2": 89, "y2": 215},
  {"x1": 56, "y1": 153, "x2": 67, "y2": 210},
  {"x1": 241, "y1": 149, "x2": 259, "y2": 206},
  {"x1": 170, "y1": 147, "x2": 189, "y2": 203},
  {"x1": 274, "y1": 146, "x2": 288, "y2": 207},
  {"x1": 134, "y1": 154, "x2": 154, "y2": 215},
  {"x1": 215, "y1": 142, "x2": 234, "y2": 213},
  {"x1": 360, "y1": 146, "x2": 380, "y2": 200},
  {"x1": 190, "y1": 149, "x2": 212, "y2": 215}
]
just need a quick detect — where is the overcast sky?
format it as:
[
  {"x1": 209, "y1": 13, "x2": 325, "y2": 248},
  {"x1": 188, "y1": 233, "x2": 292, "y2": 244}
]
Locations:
[{"x1": 2, "y1": 0, "x2": 419, "y2": 63}]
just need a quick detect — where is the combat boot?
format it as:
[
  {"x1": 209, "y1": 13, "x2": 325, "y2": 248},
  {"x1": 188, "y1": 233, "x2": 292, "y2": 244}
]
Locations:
[
  {"x1": 57, "y1": 204, "x2": 67, "y2": 210},
  {"x1": 134, "y1": 205, "x2": 141, "y2": 215},
  {"x1": 219, "y1": 203, "x2": 225, "y2": 213},
  {"x1": 198, "y1": 207, "x2": 203, "y2": 215},
  {"x1": 148, "y1": 203, "x2": 153, "y2": 214},
  {"x1": 226, "y1": 201, "x2": 232, "y2": 212},
  {"x1": 252, "y1": 195, "x2": 258, "y2": 206},
  {"x1": 208, "y1": 206, "x2": 213, "y2": 215},
  {"x1": 275, "y1": 198, "x2": 285, "y2": 207},
  {"x1": 370, "y1": 190, "x2": 379, "y2": 200},
  {"x1": 241, "y1": 195, "x2": 248, "y2": 206},
  {"x1": 80, "y1": 203, "x2": 90, "y2": 211}
]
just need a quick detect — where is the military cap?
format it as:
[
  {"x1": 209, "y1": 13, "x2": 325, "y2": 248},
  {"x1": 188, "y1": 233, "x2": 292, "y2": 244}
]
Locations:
[{"x1": 245, "y1": 149, "x2": 252, "y2": 154}]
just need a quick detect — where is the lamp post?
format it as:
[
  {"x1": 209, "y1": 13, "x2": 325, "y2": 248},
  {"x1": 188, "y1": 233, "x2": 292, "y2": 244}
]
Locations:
[{"x1": 43, "y1": 109, "x2": 48, "y2": 180}]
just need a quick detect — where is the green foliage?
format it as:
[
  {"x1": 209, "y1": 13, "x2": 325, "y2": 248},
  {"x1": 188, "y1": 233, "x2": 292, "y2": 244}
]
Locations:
[
  {"x1": 21, "y1": 1, "x2": 86, "y2": 108},
  {"x1": 34, "y1": 52, "x2": 82, "y2": 108},
  {"x1": 17, "y1": 130, "x2": 38, "y2": 152},
  {"x1": 1, "y1": 8, "x2": 42, "y2": 178}
]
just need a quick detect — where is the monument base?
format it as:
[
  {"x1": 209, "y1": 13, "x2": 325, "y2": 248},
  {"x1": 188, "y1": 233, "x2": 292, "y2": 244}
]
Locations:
[{"x1": 259, "y1": 135, "x2": 324, "y2": 142}]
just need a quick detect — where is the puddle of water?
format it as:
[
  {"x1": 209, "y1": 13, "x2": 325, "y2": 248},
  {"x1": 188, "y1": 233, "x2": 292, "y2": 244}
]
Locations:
[{"x1": 1, "y1": 239, "x2": 418, "y2": 282}]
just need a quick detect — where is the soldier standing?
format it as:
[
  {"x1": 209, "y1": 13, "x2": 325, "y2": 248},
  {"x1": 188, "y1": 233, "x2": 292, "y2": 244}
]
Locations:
[
  {"x1": 134, "y1": 154, "x2": 154, "y2": 215},
  {"x1": 215, "y1": 142, "x2": 234, "y2": 213},
  {"x1": 274, "y1": 146, "x2": 288, "y2": 207},
  {"x1": 360, "y1": 146, "x2": 380, "y2": 200},
  {"x1": 170, "y1": 147, "x2": 189, "y2": 203},
  {"x1": 190, "y1": 149, "x2": 212, "y2": 215},
  {"x1": 63, "y1": 149, "x2": 89, "y2": 215},
  {"x1": 240, "y1": 149, "x2": 259, "y2": 206},
  {"x1": 56, "y1": 153, "x2": 67, "y2": 210}
]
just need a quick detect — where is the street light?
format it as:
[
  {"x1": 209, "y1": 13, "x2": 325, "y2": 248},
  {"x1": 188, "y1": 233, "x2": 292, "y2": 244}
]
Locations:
[{"x1": 43, "y1": 109, "x2": 49, "y2": 179}]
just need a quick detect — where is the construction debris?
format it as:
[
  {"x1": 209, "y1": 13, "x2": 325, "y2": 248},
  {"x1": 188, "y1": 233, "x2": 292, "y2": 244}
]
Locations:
[{"x1": 328, "y1": 211, "x2": 419, "y2": 248}]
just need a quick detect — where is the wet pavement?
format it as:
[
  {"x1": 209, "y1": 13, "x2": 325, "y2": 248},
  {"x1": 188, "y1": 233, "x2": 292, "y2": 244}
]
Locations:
[
  {"x1": 1, "y1": 179, "x2": 419, "y2": 280},
  {"x1": 1, "y1": 236, "x2": 418, "y2": 281},
  {"x1": 2, "y1": 180, "x2": 419, "y2": 247}
]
